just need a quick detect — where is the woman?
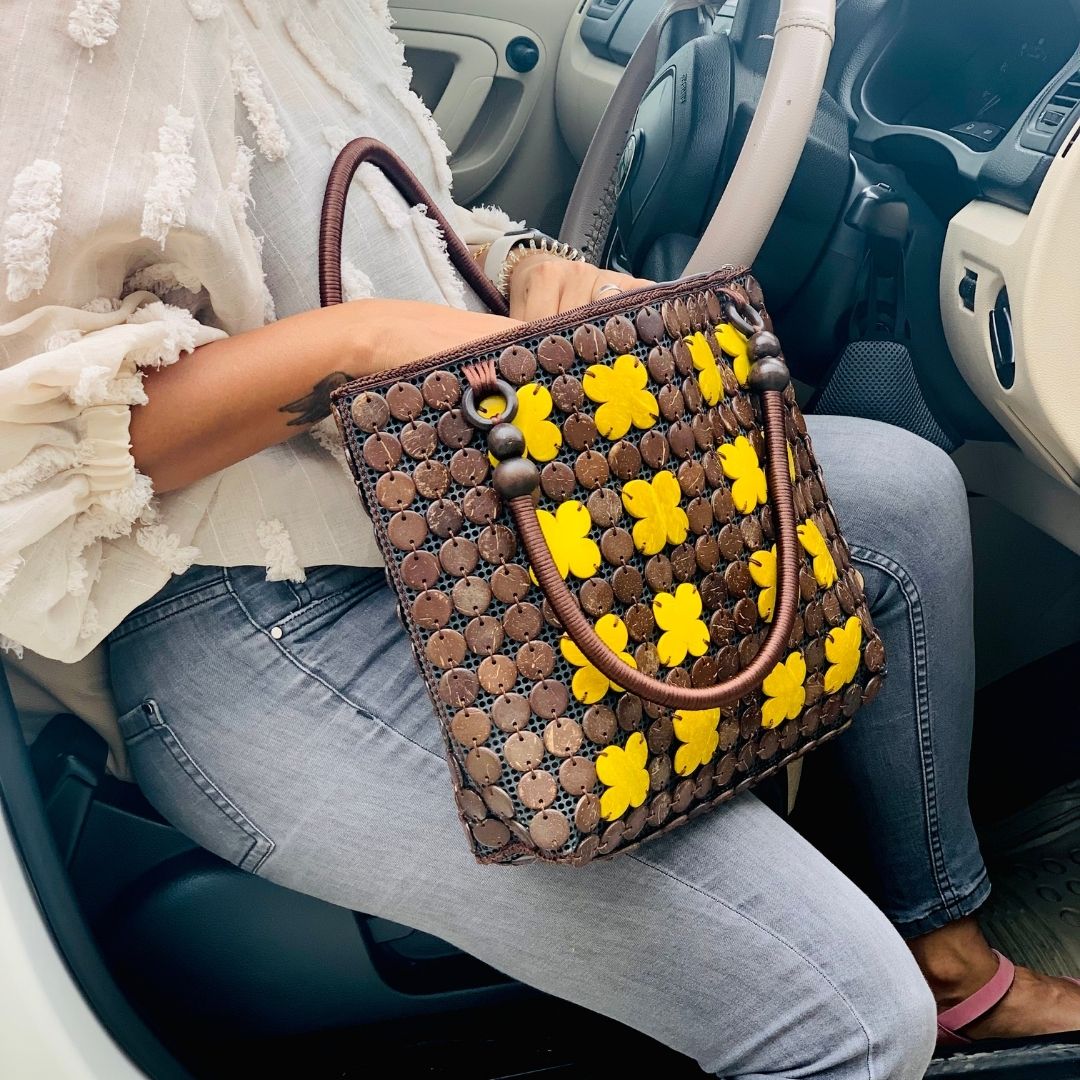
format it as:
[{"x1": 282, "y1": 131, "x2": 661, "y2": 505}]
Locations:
[{"x1": 1, "y1": 4, "x2": 1077, "y2": 1076}]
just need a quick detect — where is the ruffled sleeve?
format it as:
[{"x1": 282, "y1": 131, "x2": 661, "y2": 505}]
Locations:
[
  {"x1": 0, "y1": 297, "x2": 225, "y2": 659},
  {"x1": 0, "y1": 5, "x2": 266, "y2": 661},
  {"x1": 450, "y1": 202, "x2": 525, "y2": 248}
]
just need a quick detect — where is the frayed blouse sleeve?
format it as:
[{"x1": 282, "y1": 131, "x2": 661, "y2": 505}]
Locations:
[
  {"x1": 0, "y1": 5, "x2": 266, "y2": 661},
  {"x1": 450, "y1": 202, "x2": 526, "y2": 248},
  {"x1": 0, "y1": 299, "x2": 225, "y2": 660}
]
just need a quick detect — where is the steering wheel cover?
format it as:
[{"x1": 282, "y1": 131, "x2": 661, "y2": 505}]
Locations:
[
  {"x1": 685, "y1": 0, "x2": 835, "y2": 273},
  {"x1": 562, "y1": 0, "x2": 836, "y2": 274}
]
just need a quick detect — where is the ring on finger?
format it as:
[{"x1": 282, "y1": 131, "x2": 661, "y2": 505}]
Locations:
[{"x1": 595, "y1": 282, "x2": 623, "y2": 299}]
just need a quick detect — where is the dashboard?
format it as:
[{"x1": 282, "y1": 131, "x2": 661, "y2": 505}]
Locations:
[
  {"x1": 842, "y1": 0, "x2": 1080, "y2": 545},
  {"x1": 860, "y1": 0, "x2": 1078, "y2": 148},
  {"x1": 555, "y1": 0, "x2": 1080, "y2": 544},
  {"x1": 850, "y1": 0, "x2": 1080, "y2": 212}
]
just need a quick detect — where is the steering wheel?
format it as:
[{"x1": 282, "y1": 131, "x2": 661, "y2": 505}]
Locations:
[{"x1": 562, "y1": 0, "x2": 837, "y2": 279}]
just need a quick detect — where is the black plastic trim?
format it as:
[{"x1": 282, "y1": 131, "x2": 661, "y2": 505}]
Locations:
[
  {"x1": 580, "y1": 0, "x2": 664, "y2": 64},
  {"x1": 849, "y1": 0, "x2": 1080, "y2": 214},
  {"x1": 0, "y1": 669, "x2": 190, "y2": 1080}
]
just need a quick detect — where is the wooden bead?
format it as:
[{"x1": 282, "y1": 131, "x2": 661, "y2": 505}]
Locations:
[{"x1": 492, "y1": 458, "x2": 540, "y2": 498}]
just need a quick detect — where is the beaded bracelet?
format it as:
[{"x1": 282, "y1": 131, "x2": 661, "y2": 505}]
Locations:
[{"x1": 495, "y1": 235, "x2": 587, "y2": 299}]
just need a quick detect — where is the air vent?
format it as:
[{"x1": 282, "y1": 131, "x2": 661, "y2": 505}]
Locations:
[
  {"x1": 1048, "y1": 70, "x2": 1080, "y2": 111},
  {"x1": 1021, "y1": 63, "x2": 1080, "y2": 152},
  {"x1": 586, "y1": 0, "x2": 622, "y2": 19},
  {"x1": 1037, "y1": 67, "x2": 1080, "y2": 130}
]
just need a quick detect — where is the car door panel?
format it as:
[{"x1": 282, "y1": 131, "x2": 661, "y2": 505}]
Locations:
[
  {"x1": 390, "y1": 0, "x2": 581, "y2": 229},
  {"x1": 404, "y1": 30, "x2": 498, "y2": 156},
  {"x1": 555, "y1": 4, "x2": 624, "y2": 164}
]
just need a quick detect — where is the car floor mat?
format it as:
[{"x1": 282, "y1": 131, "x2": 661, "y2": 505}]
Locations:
[{"x1": 977, "y1": 780, "x2": 1080, "y2": 978}]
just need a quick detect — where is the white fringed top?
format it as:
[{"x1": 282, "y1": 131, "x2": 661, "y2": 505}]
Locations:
[{"x1": 0, "y1": 0, "x2": 519, "y2": 666}]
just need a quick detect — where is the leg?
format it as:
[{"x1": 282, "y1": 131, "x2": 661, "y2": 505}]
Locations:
[
  {"x1": 805, "y1": 416, "x2": 1080, "y2": 1037},
  {"x1": 804, "y1": 415, "x2": 987, "y2": 938},
  {"x1": 109, "y1": 566, "x2": 936, "y2": 1079}
]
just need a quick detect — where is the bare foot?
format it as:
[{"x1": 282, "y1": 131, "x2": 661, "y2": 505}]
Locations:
[{"x1": 908, "y1": 915, "x2": 1080, "y2": 1039}]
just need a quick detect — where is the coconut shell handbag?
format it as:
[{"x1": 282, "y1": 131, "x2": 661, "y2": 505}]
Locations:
[{"x1": 326, "y1": 139, "x2": 886, "y2": 866}]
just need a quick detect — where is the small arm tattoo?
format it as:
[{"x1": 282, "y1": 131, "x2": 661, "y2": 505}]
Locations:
[{"x1": 280, "y1": 371, "x2": 355, "y2": 426}]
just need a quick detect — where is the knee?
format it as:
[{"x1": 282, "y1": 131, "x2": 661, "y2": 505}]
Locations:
[
  {"x1": 840, "y1": 419, "x2": 966, "y2": 529},
  {"x1": 816, "y1": 920, "x2": 937, "y2": 1080},
  {"x1": 830, "y1": 421, "x2": 971, "y2": 599},
  {"x1": 866, "y1": 956, "x2": 938, "y2": 1080}
]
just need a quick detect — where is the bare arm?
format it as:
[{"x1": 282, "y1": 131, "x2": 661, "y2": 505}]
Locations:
[
  {"x1": 130, "y1": 300, "x2": 518, "y2": 494},
  {"x1": 132, "y1": 258, "x2": 646, "y2": 495}
]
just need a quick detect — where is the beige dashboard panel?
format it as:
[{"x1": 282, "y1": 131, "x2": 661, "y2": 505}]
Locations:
[{"x1": 941, "y1": 129, "x2": 1080, "y2": 493}]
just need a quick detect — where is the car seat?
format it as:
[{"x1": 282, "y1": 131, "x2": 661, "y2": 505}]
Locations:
[{"x1": 3, "y1": 669, "x2": 708, "y2": 1078}]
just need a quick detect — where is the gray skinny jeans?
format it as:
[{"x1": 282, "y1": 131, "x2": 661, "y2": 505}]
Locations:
[{"x1": 109, "y1": 417, "x2": 981, "y2": 1078}]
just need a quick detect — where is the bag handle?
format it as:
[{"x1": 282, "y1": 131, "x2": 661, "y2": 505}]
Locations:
[
  {"x1": 479, "y1": 297, "x2": 802, "y2": 711},
  {"x1": 320, "y1": 137, "x2": 510, "y2": 315}
]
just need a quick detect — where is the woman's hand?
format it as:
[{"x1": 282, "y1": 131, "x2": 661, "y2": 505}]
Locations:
[
  {"x1": 362, "y1": 301, "x2": 518, "y2": 376},
  {"x1": 132, "y1": 300, "x2": 519, "y2": 495},
  {"x1": 507, "y1": 253, "x2": 652, "y2": 321}
]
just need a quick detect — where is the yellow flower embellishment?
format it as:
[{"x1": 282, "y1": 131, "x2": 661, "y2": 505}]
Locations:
[
  {"x1": 506, "y1": 383, "x2": 562, "y2": 462},
  {"x1": 686, "y1": 331, "x2": 723, "y2": 406},
  {"x1": 824, "y1": 616, "x2": 863, "y2": 694},
  {"x1": 653, "y1": 583, "x2": 710, "y2": 666},
  {"x1": 621, "y1": 471, "x2": 689, "y2": 556},
  {"x1": 673, "y1": 708, "x2": 721, "y2": 776},
  {"x1": 561, "y1": 614, "x2": 637, "y2": 704},
  {"x1": 583, "y1": 353, "x2": 659, "y2": 439},
  {"x1": 797, "y1": 518, "x2": 837, "y2": 588},
  {"x1": 535, "y1": 501, "x2": 601, "y2": 580},
  {"x1": 716, "y1": 323, "x2": 751, "y2": 386},
  {"x1": 748, "y1": 545, "x2": 777, "y2": 622},
  {"x1": 596, "y1": 731, "x2": 650, "y2": 820},
  {"x1": 718, "y1": 435, "x2": 768, "y2": 514},
  {"x1": 787, "y1": 442, "x2": 797, "y2": 482},
  {"x1": 762, "y1": 652, "x2": 807, "y2": 729}
]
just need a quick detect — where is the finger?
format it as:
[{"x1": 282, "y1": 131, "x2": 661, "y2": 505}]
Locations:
[
  {"x1": 591, "y1": 271, "x2": 653, "y2": 300},
  {"x1": 593, "y1": 280, "x2": 626, "y2": 301}
]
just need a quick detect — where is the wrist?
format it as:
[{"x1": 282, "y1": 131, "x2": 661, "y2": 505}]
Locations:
[
  {"x1": 495, "y1": 235, "x2": 587, "y2": 298},
  {"x1": 323, "y1": 297, "x2": 390, "y2": 377},
  {"x1": 481, "y1": 228, "x2": 535, "y2": 284}
]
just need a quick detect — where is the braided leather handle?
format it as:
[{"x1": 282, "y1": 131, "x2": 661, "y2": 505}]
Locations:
[
  {"x1": 319, "y1": 136, "x2": 510, "y2": 315},
  {"x1": 506, "y1": 389, "x2": 800, "y2": 710}
]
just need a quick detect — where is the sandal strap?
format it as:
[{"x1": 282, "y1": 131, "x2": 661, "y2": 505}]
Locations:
[{"x1": 937, "y1": 950, "x2": 1016, "y2": 1035}]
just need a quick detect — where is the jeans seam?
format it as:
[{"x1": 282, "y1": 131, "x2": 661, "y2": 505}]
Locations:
[
  {"x1": 221, "y1": 570, "x2": 445, "y2": 764},
  {"x1": 891, "y1": 869, "x2": 992, "y2": 939},
  {"x1": 628, "y1": 852, "x2": 874, "y2": 1080},
  {"x1": 850, "y1": 544, "x2": 964, "y2": 922},
  {"x1": 273, "y1": 575, "x2": 383, "y2": 634},
  {"x1": 142, "y1": 702, "x2": 275, "y2": 874},
  {"x1": 108, "y1": 576, "x2": 228, "y2": 641}
]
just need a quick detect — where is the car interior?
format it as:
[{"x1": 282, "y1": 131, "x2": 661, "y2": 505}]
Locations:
[{"x1": 3, "y1": 0, "x2": 1080, "y2": 1076}]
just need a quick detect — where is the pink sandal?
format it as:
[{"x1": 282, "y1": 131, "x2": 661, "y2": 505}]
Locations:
[
  {"x1": 936, "y1": 949, "x2": 1080, "y2": 1047},
  {"x1": 936, "y1": 950, "x2": 1016, "y2": 1046}
]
